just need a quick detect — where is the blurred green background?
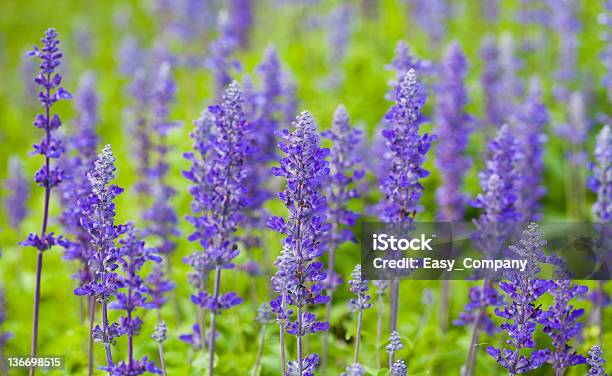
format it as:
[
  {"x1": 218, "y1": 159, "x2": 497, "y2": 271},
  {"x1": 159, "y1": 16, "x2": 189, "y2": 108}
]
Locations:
[{"x1": 0, "y1": 0, "x2": 610, "y2": 375}]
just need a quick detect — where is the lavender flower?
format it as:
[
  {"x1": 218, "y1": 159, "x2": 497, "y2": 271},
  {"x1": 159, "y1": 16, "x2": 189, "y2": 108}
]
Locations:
[
  {"x1": 105, "y1": 224, "x2": 162, "y2": 375},
  {"x1": 267, "y1": 111, "x2": 331, "y2": 375},
  {"x1": 454, "y1": 285, "x2": 504, "y2": 336},
  {"x1": 385, "y1": 41, "x2": 431, "y2": 100},
  {"x1": 538, "y1": 279, "x2": 588, "y2": 372},
  {"x1": 586, "y1": 346, "x2": 608, "y2": 376},
  {"x1": 486, "y1": 223, "x2": 554, "y2": 374},
  {"x1": 514, "y1": 78, "x2": 548, "y2": 220},
  {"x1": 74, "y1": 145, "x2": 127, "y2": 369},
  {"x1": 589, "y1": 125, "x2": 611, "y2": 221},
  {"x1": 183, "y1": 81, "x2": 250, "y2": 375},
  {"x1": 480, "y1": 35, "x2": 503, "y2": 128},
  {"x1": 434, "y1": 42, "x2": 472, "y2": 221},
  {"x1": 20, "y1": 28, "x2": 72, "y2": 364},
  {"x1": 4, "y1": 157, "x2": 30, "y2": 229}
]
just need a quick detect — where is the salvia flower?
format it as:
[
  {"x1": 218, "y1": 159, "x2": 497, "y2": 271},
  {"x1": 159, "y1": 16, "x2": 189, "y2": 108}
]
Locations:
[
  {"x1": 407, "y1": 0, "x2": 449, "y2": 46},
  {"x1": 390, "y1": 359, "x2": 407, "y2": 376},
  {"x1": 183, "y1": 81, "x2": 250, "y2": 374},
  {"x1": 586, "y1": 346, "x2": 608, "y2": 376},
  {"x1": 550, "y1": 0, "x2": 580, "y2": 101},
  {"x1": 228, "y1": 0, "x2": 253, "y2": 49},
  {"x1": 385, "y1": 41, "x2": 431, "y2": 100},
  {"x1": 434, "y1": 42, "x2": 472, "y2": 221},
  {"x1": 498, "y1": 33, "x2": 523, "y2": 115},
  {"x1": 486, "y1": 223, "x2": 554, "y2": 374},
  {"x1": 454, "y1": 285, "x2": 504, "y2": 336},
  {"x1": 74, "y1": 145, "x2": 127, "y2": 367},
  {"x1": 207, "y1": 15, "x2": 240, "y2": 100},
  {"x1": 480, "y1": 34, "x2": 503, "y2": 128},
  {"x1": 286, "y1": 354, "x2": 320, "y2": 376},
  {"x1": 21, "y1": 28, "x2": 71, "y2": 362},
  {"x1": 348, "y1": 265, "x2": 371, "y2": 312},
  {"x1": 268, "y1": 110, "x2": 331, "y2": 375},
  {"x1": 386, "y1": 330, "x2": 403, "y2": 368},
  {"x1": 105, "y1": 223, "x2": 162, "y2": 375},
  {"x1": 379, "y1": 69, "x2": 435, "y2": 223},
  {"x1": 321, "y1": 105, "x2": 363, "y2": 298},
  {"x1": 588, "y1": 125, "x2": 611, "y2": 221},
  {"x1": 537, "y1": 279, "x2": 588, "y2": 372},
  {"x1": 514, "y1": 78, "x2": 548, "y2": 221},
  {"x1": 4, "y1": 157, "x2": 30, "y2": 229}
]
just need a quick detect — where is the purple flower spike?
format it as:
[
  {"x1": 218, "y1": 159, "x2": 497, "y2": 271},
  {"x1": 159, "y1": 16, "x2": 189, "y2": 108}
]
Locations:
[
  {"x1": 184, "y1": 81, "x2": 251, "y2": 375},
  {"x1": 479, "y1": 34, "x2": 503, "y2": 128},
  {"x1": 390, "y1": 359, "x2": 407, "y2": 376},
  {"x1": 434, "y1": 41, "x2": 472, "y2": 221},
  {"x1": 4, "y1": 157, "x2": 30, "y2": 229},
  {"x1": 229, "y1": 0, "x2": 253, "y2": 49},
  {"x1": 380, "y1": 69, "x2": 435, "y2": 223},
  {"x1": 268, "y1": 110, "x2": 330, "y2": 375},
  {"x1": 587, "y1": 346, "x2": 608, "y2": 376},
  {"x1": 341, "y1": 363, "x2": 365, "y2": 376},
  {"x1": 385, "y1": 41, "x2": 431, "y2": 100},
  {"x1": 207, "y1": 16, "x2": 240, "y2": 100},
  {"x1": 21, "y1": 28, "x2": 71, "y2": 364},
  {"x1": 514, "y1": 78, "x2": 548, "y2": 221},
  {"x1": 486, "y1": 223, "x2": 555, "y2": 374},
  {"x1": 589, "y1": 125, "x2": 611, "y2": 221}
]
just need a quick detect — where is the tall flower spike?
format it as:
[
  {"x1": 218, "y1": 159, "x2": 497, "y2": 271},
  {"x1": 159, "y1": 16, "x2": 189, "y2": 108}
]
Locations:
[
  {"x1": 390, "y1": 359, "x2": 407, "y2": 376},
  {"x1": 321, "y1": 105, "x2": 363, "y2": 367},
  {"x1": 21, "y1": 28, "x2": 72, "y2": 367},
  {"x1": 4, "y1": 157, "x2": 30, "y2": 229},
  {"x1": 498, "y1": 33, "x2": 523, "y2": 116},
  {"x1": 460, "y1": 124, "x2": 522, "y2": 376},
  {"x1": 74, "y1": 144, "x2": 127, "y2": 369},
  {"x1": 341, "y1": 363, "x2": 365, "y2": 376},
  {"x1": 408, "y1": 0, "x2": 449, "y2": 47},
  {"x1": 183, "y1": 81, "x2": 250, "y2": 376},
  {"x1": 434, "y1": 41, "x2": 472, "y2": 221},
  {"x1": 347, "y1": 265, "x2": 371, "y2": 367},
  {"x1": 480, "y1": 34, "x2": 503, "y2": 128},
  {"x1": 379, "y1": 69, "x2": 434, "y2": 334},
  {"x1": 589, "y1": 125, "x2": 612, "y2": 221},
  {"x1": 386, "y1": 330, "x2": 403, "y2": 369},
  {"x1": 586, "y1": 346, "x2": 608, "y2": 376},
  {"x1": 207, "y1": 14, "x2": 240, "y2": 100},
  {"x1": 514, "y1": 77, "x2": 548, "y2": 221},
  {"x1": 385, "y1": 41, "x2": 430, "y2": 100},
  {"x1": 485, "y1": 223, "x2": 554, "y2": 374},
  {"x1": 550, "y1": 0, "x2": 580, "y2": 101},
  {"x1": 104, "y1": 224, "x2": 162, "y2": 376},
  {"x1": 538, "y1": 279, "x2": 588, "y2": 372},
  {"x1": 228, "y1": 0, "x2": 253, "y2": 49},
  {"x1": 268, "y1": 110, "x2": 331, "y2": 375}
]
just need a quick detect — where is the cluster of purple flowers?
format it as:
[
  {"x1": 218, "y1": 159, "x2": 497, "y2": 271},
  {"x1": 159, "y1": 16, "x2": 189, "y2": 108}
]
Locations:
[
  {"x1": 385, "y1": 41, "x2": 430, "y2": 100},
  {"x1": 183, "y1": 81, "x2": 250, "y2": 374},
  {"x1": 268, "y1": 111, "x2": 331, "y2": 375},
  {"x1": 486, "y1": 223, "x2": 553, "y2": 374},
  {"x1": 589, "y1": 125, "x2": 611, "y2": 221},
  {"x1": 4, "y1": 157, "x2": 30, "y2": 229},
  {"x1": 434, "y1": 42, "x2": 472, "y2": 221}
]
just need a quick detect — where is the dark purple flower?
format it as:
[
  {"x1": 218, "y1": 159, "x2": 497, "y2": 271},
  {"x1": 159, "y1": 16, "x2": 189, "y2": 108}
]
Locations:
[
  {"x1": 434, "y1": 42, "x2": 472, "y2": 221},
  {"x1": 588, "y1": 125, "x2": 611, "y2": 221},
  {"x1": 4, "y1": 157, "x2": 30, "y2": 229},
  {"x1": 286, "y1": 353, "x2": 320, "y2": 376},
  {"x1": 268, "y1": 110, "x2": 331, "y2": 374},
  {"x1": 514, "y1": 78, "x2": 548, "y2": 221},
  {"x1": 179, "y1": 323, "x2": 202, "y2": 349},
  {"x1": 486, "y1": 223, "x2": 555, "y2": 374},
  {"x1": 379, "y1": 69, "x2": 435, "y2": 223},
  {"x1": 586, "y1": 345, "x2": 608, "y2": 376}
]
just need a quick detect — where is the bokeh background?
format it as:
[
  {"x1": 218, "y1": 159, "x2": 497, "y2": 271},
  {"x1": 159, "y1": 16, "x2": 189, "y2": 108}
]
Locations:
[{"x1": 0, "y1": 0, "x2": 610, "y2": 375}]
